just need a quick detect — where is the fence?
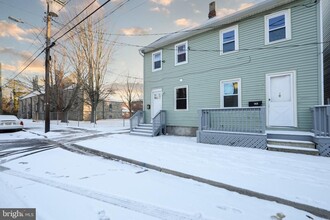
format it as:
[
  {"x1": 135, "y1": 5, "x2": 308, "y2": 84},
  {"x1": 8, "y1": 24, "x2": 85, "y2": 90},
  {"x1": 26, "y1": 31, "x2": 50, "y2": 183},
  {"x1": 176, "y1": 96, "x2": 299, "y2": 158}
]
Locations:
[{"x1": 27, "y1": 111, "x2": 125, "y2": 123}]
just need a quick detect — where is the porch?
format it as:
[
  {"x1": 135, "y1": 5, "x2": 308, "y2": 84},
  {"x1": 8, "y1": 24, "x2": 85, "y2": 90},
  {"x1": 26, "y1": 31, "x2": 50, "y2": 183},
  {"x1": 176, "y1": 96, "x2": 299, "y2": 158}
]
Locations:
[{"x1": 197, "y1": 106, "x2": 330, "y2": 157}]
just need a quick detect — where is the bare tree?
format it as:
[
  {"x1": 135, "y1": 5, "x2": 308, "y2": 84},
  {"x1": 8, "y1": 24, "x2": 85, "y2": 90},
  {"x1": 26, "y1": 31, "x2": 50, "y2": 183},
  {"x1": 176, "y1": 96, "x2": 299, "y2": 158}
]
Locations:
[
  {"x1": 119, "y1": 74, "x2": 143, "y2": 117},
  {"x1": 65, "y1": 18, "x2": 115, "y2": 123},
  {"x1": 50, "y1": 52, "x2": 83, "y2": 122}
]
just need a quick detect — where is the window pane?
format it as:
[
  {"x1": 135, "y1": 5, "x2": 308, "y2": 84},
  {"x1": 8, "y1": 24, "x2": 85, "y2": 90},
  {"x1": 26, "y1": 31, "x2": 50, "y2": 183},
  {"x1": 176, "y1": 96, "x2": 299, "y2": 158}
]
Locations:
[
  {"x1": 176, "y1": 99, "x2": 187, "y2": 109},
  {"x1": 224, "y1": 95, "x2": 238, "y2": 107},
  {"x1": 269, "y1": 27, "x2": 286, "y2": 42},
  {"x1": 223, "y1": 42, "x2": 235, "y2": 53},
  {"x1": 176, "y1": 88, "x2": 187, "y2": 98},
  {"x1": 154, "y1": 61, "x2": 161, "y2": 69},
  {"x1": 176, "y1": 88, "x2": 187, "y2": 110},
  {"x1": 178, "y1": 44, "x2": 186, "y2": 54},
  {"x1": 269, "y1": 15, "x2": 285, "y2": 30},
  {"x1": 223, "y1": 30, "x2": 235, "y2": 43},
  {"x1": 154, "y1": 53, "x2": 161, "y2": 61},
  {"x1": 224, "y1": 82, "x2": 238, "y2": 95},
  {"x1": 177, "y1": 53, "x2": 186, "y2": 63}
]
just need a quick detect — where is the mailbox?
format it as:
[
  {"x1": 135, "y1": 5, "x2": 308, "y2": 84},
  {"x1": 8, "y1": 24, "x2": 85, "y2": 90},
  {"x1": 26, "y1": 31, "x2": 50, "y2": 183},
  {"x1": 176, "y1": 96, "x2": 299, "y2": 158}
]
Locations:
[{"x1": 249, "y1": 101, "x2": 262, "y2": 107}]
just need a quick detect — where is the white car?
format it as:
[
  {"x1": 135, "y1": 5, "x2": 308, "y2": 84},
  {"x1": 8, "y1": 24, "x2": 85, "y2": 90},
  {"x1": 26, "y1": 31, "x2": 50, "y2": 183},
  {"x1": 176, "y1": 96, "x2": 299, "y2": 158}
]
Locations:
[{"x1": 0, "y1": 115, "x2": 24, "y2": 131}]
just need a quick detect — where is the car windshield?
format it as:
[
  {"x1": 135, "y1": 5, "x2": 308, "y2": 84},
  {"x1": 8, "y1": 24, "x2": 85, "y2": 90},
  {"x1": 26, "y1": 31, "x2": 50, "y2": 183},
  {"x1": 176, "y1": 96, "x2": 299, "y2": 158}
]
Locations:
[{"x1": 0, "y1": 115, "x2": 19, "y2": 120}]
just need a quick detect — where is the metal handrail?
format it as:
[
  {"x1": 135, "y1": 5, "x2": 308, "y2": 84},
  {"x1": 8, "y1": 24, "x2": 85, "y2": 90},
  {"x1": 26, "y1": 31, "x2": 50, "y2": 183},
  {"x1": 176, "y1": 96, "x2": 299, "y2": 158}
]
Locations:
[
  {"x1": 130, "y1": 110, "x2": 144, "y2": 132},
  {"x1": 152, "y1": 110, "x2": 166, "y2": 136}
]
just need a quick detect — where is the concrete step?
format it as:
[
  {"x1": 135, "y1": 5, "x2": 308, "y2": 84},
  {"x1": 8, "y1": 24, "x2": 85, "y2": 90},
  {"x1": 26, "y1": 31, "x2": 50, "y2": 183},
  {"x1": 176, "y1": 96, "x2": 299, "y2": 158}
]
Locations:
[
  {"x1": 133, "y1": 127, "x2": 153, "y2": 132},
  {"x1": 267, "y1": 144, "x2": 319, "y2": 156},
  {"x1": 139, "y1": 124, "x2": 153, "y2": 128},
  {"x1": 130, "y1": 131, "x2": 153, "y2": 137},
  {"x1": 267, "y1": 139, "x2": 315, "y2": 149}
]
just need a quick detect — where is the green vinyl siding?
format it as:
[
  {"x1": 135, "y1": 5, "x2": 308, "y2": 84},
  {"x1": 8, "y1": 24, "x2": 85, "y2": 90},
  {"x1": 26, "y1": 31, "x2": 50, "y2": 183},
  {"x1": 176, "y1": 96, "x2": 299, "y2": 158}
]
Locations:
[
  {"x1": 323, "y1": 0, "x2": 330, "y2": 104},
  {"x1": 144, "y1": 0, "x2": 320, "y2": 131}
]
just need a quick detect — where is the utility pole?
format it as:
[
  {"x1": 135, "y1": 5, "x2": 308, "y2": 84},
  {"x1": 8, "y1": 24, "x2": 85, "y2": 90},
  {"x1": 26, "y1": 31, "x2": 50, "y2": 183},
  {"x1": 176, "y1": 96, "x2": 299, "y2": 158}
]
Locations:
[
  {"x1": 44, "y1": 0, "x2": 64, "y2": 132},
  {"x1": 0, "y1": 63, "x2": 2, "y2": 114},
  {"x1": 45, "y1": 2, "x2": 51, "y2": 133}
]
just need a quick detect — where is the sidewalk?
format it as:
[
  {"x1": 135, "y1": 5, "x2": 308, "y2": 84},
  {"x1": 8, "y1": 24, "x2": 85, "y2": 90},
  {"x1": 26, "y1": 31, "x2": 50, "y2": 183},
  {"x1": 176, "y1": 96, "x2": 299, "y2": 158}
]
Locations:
[{"x1": 74, "y1": 133, "x2": 330, "y2": 219}]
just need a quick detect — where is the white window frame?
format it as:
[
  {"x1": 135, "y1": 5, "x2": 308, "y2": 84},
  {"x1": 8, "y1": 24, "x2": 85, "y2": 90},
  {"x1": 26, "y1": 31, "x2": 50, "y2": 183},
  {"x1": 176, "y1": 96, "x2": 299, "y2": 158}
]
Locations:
[
  {"x1": 265, "y1": 9, "x2": 291, "y2": 45},
  {"x1": 220, "y1": 78, "x2": 241, "y2": 108},
  {"x1": 219, "y1": 25, "x2": 239, "y2": 55},
  {"x1": 174, "y1": 85, "x2": 188, "y2": 111},
  {"x1": 174, "y1": 41, "x2": 188, "y2": 66},
  {"x1": 152, "y1": 50, "x2": 162, "y2": 72}
]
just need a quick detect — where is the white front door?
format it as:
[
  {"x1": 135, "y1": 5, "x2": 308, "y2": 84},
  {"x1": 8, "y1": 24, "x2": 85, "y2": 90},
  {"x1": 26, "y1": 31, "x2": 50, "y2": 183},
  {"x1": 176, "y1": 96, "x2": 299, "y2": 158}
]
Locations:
[
  {"x1": 151, "y1": 89, "x2": 162, "y2": 122},
  {"x1": 266, "y1": 71, "x2": 297, "y2": 127}
]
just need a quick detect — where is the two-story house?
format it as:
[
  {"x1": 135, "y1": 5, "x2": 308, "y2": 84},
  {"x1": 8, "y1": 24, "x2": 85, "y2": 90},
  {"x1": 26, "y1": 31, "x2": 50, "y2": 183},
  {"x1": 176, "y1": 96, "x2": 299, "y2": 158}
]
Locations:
[{"x1": 132, "y1": 0, "x2": 330, "y2": 156}]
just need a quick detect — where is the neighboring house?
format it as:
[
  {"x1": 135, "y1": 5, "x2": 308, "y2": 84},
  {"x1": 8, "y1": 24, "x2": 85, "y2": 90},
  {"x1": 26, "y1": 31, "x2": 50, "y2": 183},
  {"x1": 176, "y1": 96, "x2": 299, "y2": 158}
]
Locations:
[
  {"x1": 134, "y1": 0, "x2": 330, "y2": 156},
  {"x1": 19, "y1": 89, "x2": 125, "y2": 121},
  {"x1": 19, "y1": 90, "x2": 44, "y2": 120},
  {"x1": 122, "y1": 100, "x2": 144, "y2": 119}
]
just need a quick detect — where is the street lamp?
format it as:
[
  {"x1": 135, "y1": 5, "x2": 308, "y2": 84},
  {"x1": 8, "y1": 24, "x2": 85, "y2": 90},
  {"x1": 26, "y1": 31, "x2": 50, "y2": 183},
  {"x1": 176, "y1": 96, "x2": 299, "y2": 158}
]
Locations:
[{"x1": 8, "y1": 16, "x2": 43, "y2": 44}]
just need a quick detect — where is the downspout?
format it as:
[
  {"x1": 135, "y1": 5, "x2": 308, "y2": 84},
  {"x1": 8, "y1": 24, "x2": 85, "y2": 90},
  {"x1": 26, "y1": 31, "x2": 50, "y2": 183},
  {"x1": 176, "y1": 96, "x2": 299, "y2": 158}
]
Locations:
[
  {"x1": 319, "y1": 0, "x2": 325, "y2": 105},
  {"x1": 139, "y1": 49, "x2": 145, "y2": 114}
]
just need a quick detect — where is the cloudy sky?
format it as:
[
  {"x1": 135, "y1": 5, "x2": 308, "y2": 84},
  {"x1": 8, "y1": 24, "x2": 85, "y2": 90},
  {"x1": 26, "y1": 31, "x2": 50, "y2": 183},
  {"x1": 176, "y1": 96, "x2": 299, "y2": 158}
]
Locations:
[{"x1": 0, "y1": 0, "x2": 264, "y2": 94}]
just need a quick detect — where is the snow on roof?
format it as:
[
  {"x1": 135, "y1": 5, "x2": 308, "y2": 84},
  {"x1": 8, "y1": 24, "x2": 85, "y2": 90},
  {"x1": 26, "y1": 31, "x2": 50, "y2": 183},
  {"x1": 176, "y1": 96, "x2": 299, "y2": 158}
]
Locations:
[
  {"x1": 141, "y1": 0, "x2": 295, "y2": 54},
  {"x1": 19, "y1": 90, "x2": 44, "y2": 100}
]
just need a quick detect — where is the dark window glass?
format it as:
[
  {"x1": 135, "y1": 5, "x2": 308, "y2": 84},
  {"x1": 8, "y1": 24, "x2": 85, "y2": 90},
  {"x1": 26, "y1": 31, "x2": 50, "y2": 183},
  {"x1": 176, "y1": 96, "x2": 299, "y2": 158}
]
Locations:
[
  {"x1": 176, "y1": 44, "x2": 187, "y2": 63},
  {"x1": 223, "y1": 30, "x2": 235, "y2": 42},
  {"x1": 154, "y1": 61, "x2": 161, "y2": 69},
  {"x1": 269, "y1": 15, "x2": 285, "y2": 30},
  {"x1": 268, "y1": 14, "x2": 286, "y2": 42},
  {"x1": 153, "y1": 52, "x2": 161, "y2": 70},
  {"x1": 176, "y1": 88, "x2": 187, "y2": 110},
  {"x1": 176, "y1": 100, "x2": 187, "y2": 109},
  {"x1": 224, "y1": 95, "x2": 238, "y2": 107},
  {"x1": 177, "y1": 53, "x2": 186, "y2": 63},
  {"x1": 222, "y1": 30, "x2": 235, "y2": 53},
  {"x1": 269, "y1": 28, "x2": 286, "y2": 42},
  {"x1": 223, "y1": 42, "x2": 235, "y2": 53}
]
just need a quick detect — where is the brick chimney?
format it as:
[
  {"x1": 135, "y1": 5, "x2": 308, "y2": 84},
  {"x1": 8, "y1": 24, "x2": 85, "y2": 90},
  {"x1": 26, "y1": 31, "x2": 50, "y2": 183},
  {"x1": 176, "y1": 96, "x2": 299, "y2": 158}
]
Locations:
[{"x1": 208, "y1": 1, "x2": 216, "y2": 19}]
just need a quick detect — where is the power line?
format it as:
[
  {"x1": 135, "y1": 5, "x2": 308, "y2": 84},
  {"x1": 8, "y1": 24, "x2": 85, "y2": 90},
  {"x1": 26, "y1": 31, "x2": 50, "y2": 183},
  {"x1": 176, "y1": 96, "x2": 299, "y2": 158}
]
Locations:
[
  {"x1": 53, "y1": 0, "x2": 111, "y2": 43},
  {"x1": 52, "y1": 0, "x2": 97, "y2": 38},
  {"x1": 2, "y1": 47, "x2": 45, "y2": 88}
]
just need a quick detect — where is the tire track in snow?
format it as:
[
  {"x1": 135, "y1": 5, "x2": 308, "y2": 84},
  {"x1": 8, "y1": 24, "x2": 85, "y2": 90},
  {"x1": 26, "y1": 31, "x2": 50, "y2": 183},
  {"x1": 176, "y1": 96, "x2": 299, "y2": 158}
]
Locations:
[{"x1": 0, "y1": 167, "x2": 210, "y2": 220}]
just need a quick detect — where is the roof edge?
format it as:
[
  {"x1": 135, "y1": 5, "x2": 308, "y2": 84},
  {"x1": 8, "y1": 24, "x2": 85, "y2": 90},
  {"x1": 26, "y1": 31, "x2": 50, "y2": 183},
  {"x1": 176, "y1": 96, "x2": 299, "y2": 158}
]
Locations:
[{"x1": 141, "y1": 0, "x2": 296, "y2": 54}]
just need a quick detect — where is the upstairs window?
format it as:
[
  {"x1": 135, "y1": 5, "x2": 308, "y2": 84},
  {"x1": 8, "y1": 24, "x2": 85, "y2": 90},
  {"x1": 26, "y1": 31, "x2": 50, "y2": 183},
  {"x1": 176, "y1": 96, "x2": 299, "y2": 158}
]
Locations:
[
  {"x1": 220, "y1": 25, "x2": 238, "y2": 55},
  {"x1": 175, "y1": 86, "x2": 188, "y2": 110},
  {"x1": 265, "y1": 9, "x2": 291, "y2": 44},
  {"x1": 175, "y1": 41, "x2": 188, "y2": 66},
  {"x1": 152, "y1": 50, "x2": 162, "y2": 72}
]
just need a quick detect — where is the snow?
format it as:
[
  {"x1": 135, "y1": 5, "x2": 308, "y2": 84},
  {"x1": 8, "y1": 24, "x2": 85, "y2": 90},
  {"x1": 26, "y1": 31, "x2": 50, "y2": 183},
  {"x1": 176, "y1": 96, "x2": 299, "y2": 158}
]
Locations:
[{"x1": 0, "y1": 119, "x2": 329, "y2": 219}]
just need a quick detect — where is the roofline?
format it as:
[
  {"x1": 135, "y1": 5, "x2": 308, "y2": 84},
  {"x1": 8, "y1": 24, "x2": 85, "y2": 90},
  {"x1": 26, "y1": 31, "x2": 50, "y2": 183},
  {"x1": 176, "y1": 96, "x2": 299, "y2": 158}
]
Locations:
[{"x1": 140, "y1": 0, "x2": 296, "y2": 54}]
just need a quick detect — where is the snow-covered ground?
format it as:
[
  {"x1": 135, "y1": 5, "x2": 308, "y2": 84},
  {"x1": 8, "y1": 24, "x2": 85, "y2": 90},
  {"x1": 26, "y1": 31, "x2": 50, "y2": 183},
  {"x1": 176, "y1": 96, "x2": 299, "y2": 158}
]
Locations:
[{"x1": 0, "y1": 119, "x2": 329, "y2": 220}]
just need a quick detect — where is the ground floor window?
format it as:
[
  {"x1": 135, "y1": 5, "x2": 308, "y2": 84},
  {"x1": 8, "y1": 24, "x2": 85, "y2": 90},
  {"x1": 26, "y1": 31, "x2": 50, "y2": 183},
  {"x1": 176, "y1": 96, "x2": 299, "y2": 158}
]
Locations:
[
  {"x1": 175, "y1": 86, "x2": 188, "y2": 110},
  {"x1": 220, "y1": 79, "x2": 241, "y2": 108}
]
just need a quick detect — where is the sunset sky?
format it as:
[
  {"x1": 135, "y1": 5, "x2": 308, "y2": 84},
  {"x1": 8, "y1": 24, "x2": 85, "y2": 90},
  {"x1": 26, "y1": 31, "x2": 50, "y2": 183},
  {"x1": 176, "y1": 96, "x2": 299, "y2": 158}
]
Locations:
[{"x1": 0, "y1": 0, "x2": 264, "y2": 95}]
